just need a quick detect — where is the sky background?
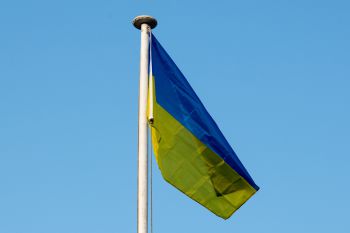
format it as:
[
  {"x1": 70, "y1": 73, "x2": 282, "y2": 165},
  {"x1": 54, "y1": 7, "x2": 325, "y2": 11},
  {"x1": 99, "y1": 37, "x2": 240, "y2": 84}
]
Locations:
[{"x1": 1, "y1": 0, "x2": 349, "y2": 233}]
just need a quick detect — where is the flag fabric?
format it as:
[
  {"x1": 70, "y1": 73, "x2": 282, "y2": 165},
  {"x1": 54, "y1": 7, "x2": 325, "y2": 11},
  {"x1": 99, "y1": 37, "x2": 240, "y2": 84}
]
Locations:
[{"x1": 149, "y1": 34, "x2": 259, "y2": 219}]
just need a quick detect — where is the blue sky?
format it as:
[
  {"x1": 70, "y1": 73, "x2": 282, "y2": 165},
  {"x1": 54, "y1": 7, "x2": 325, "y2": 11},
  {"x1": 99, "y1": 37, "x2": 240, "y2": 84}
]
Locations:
[{"x1": 1, "y1": 0, "x2": 349, "y2": 232}]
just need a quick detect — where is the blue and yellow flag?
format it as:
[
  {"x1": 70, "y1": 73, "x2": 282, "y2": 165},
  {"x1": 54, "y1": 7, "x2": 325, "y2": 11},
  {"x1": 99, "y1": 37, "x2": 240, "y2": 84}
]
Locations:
[{"x1": 149, "y1": 34, "x2": 259, "y2": 219}]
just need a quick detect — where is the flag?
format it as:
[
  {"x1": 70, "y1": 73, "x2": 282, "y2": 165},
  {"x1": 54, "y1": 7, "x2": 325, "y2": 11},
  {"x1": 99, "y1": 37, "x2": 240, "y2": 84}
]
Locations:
[{"x1": 149, "y1": 34, "x2": 259, "y2": 219}]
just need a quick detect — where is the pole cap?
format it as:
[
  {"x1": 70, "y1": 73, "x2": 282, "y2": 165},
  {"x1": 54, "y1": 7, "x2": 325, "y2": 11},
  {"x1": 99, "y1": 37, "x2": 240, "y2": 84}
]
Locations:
[{"x1": 132, "y1": 15, "x2": 157, "y2": 30}]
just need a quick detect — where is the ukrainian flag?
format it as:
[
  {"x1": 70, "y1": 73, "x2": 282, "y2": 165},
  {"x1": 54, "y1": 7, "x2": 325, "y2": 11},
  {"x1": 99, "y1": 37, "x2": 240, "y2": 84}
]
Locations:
[{"x1": 149, "y1": 34, "x2": 259, "y2": 219}]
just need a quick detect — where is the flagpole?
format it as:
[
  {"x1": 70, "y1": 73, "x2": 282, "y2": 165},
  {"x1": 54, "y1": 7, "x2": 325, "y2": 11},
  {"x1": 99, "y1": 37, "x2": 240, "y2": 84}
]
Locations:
[{"x1": 133, "y1": 15, "x2": 157, "y2": 233}]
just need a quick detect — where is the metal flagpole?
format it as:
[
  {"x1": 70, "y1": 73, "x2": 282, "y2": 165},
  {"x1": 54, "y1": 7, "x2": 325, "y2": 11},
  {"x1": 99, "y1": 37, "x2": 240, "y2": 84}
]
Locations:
[{"x1": 132, "y1": 15, "x2": 157, "y2": 233}]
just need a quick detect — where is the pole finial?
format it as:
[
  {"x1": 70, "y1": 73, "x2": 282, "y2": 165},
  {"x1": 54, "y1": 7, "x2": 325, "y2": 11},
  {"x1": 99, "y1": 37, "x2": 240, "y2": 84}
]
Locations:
[{"x1": 132, "y1": 15, "x2": 157, "y2": 30}]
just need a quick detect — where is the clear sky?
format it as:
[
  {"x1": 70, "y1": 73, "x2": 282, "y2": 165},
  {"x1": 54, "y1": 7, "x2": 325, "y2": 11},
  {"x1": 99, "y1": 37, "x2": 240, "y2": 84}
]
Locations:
[{"x1": 1, "y1": 0, "x2": 349, "y2": 233}]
